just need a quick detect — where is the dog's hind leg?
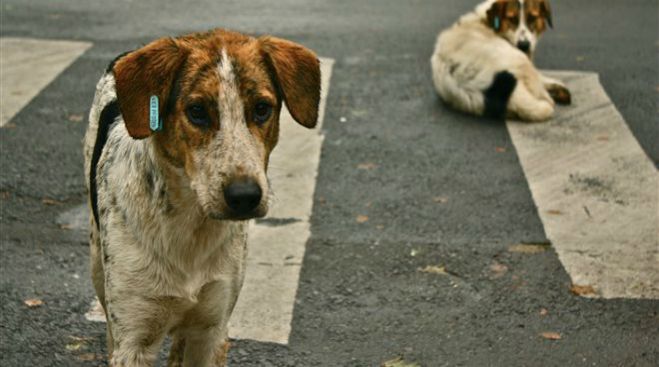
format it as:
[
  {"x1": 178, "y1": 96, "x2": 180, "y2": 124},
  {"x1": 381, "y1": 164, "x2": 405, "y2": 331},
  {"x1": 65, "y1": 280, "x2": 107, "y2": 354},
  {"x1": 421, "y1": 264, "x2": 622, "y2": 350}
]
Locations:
[
  {"x1": 89, "y1": 228, "x2": 116, "y2": 357},
  {"x1": 483, "y1": 71, "x2": 518, "y2": 120},
  {"x1": 541, "y1": 74, "x2": 572, "y2": 105},
  {"x1": 167, "y1": 334, "x2": 185, "y2": 367},
  {"x1": 508, "y1": 82, "x2": 555, "y2": 122}
]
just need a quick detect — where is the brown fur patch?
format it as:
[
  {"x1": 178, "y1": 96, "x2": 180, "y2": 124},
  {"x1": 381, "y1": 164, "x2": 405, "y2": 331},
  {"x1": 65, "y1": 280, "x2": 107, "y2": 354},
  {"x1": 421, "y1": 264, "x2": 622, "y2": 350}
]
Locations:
[
  {"x1": 525, "y1": 0, "x2": 553, "y2": 32},
  {"x1": 114, "y1": 29, "x2": 320, "y2": 174},
  {"x1": 486, "y1": 0, "x2": 521, "y2": 33},
  {"x1": 259, "y1": 36, "x2": 321, "y2": 128},
  {"x1": 113, "y1": 38, "x2": 188, "y2": 139},
  {"x1": 547, "y1": 83, "x2": 571, "y2": 105}
]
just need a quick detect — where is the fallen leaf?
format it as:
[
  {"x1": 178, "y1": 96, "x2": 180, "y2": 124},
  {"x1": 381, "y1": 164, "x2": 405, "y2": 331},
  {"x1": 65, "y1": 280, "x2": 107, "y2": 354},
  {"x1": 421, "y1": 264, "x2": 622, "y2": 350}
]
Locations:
[
  {"x1": 539, "y1": 308, "x2": 549, "y2": 316},
  {"x1": 84, "y1": 298, "x2": 106, "y2": 323},
  {"x1": 495, "y1": 146, "x2": 507, "y2": 153},
  {"x1": 357, "y1": 162, "x2": 378, "y2": 170},
  {"x1": 42, "y1": 198, "x2": 62, "y2": 206},
  {"x1": 570, "y1": 284, "x2": 597, "y2": 296},
  {"x1": 68, "y1": 114, "x2": 84, "y2": 122},
  {"x1": 432, "y1": 196, "x2": 448, "y2": 204},
  {"x1": 66, "y1": 341, "x2": 84, "y2": 351},
  {"x1": 508, "y1": 243, "x2": 550, "y2": 254},
  {"x1": 382, "y1": 356, "x2": 420, "y2": 367},
  {"x1": 540, "y1": 332, "x2": 562, "y2": 340},
  {"x1": 59, "y1": 224, "x2": 74, "y2": 230},
  {"x1": 356, "y1": 215, "x2": 369, "y2": 224},
  {"x1": 418, "y1": 265, "x2": 447, "y2": 275},
  {"x1": 546, "y1": 210, "x2": 563, "y2": 215},
  {"x1": 77, "y1": 353, "x2": 101, "y2": 361},
  {"x1": 24, "y1": 298, "x2": 44, "y2": 308},
  {"x1": 489, "y1": 261, "x2": 508, "y2": 279}
]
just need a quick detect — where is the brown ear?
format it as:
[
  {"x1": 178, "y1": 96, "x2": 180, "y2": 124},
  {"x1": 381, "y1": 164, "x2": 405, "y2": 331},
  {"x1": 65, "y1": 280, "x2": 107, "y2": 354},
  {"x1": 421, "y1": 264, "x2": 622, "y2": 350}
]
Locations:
[
  {"x1": 112, "y1": 38, "x2": 188, "y2": 139},
  {"x1": 259, "y1": 36, "x2": 321, "y2": 129},
  {"x1": 486, "y1": 1, "x2": 506, "y2": 31},
  {"x1": 539, "y1": 0, "x2": 553, "y2": 28}
]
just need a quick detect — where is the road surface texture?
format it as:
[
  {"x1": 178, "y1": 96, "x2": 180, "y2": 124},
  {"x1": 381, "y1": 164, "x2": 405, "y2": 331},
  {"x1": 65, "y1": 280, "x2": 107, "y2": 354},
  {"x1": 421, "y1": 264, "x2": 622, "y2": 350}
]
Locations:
[{"x1": 1, "y1": 0, "x2": 657, "y2": 366}]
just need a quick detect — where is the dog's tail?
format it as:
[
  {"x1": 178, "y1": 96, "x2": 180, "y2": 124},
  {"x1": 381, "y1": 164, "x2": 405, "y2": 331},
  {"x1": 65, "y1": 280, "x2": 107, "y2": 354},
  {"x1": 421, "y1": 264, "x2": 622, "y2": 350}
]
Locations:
[{"x1": 483, "y1": 71, "x2": 517, "y2": 120}]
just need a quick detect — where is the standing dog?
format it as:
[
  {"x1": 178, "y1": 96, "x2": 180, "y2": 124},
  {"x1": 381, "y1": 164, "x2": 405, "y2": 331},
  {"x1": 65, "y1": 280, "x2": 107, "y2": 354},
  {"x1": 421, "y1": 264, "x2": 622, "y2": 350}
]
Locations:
[
  {"x1": 83, "y1": 29, "x2": 320, "y2": 366},
  {"x1": 430, "y1": 0, "x2": 571, "y2": 121}
]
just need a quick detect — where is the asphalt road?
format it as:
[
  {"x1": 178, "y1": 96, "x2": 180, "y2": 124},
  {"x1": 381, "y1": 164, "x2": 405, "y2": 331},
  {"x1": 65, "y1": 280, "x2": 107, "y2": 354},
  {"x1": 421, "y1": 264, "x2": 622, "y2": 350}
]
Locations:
[{"x1": 1, "y1": 0, "x2": 658, "y2": 366}]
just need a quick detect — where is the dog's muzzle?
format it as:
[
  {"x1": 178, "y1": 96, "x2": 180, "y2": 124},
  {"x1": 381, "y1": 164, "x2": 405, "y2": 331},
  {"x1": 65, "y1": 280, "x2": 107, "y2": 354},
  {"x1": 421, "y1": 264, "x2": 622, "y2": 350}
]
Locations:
[
  {"x1": 223, "y1": 179, "x2": 263, "y2": 218},
  {"x1": 517, "y1": 40, "x2": 531, "y2": 55}
]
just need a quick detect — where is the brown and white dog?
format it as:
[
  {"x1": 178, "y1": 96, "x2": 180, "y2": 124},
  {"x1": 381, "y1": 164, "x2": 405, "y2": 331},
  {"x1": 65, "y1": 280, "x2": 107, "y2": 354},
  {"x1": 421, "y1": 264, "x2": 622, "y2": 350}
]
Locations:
[
  {"x1": 430, "y1": 0, "x2": 571, "y2": 121},
  {"x1": 83, "y1": 29, "x2": 320, "y2": 366}
]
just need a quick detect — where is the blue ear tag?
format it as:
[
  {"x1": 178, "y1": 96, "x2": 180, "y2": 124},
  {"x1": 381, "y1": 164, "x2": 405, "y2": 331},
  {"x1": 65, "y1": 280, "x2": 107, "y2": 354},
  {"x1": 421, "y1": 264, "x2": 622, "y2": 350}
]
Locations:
[
  {"x1": 149, "y1": 95, "x2": 163, "y2": 132},
  {"x1": 494, "y1": 16, "x2": 501, "y2": 31}
]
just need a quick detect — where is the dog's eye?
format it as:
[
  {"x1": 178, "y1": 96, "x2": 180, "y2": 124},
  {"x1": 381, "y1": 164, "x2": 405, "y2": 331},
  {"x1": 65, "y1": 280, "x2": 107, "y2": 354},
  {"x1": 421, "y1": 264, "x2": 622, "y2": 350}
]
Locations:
[
  {"x1": 253, "y1": 102, "x2": 273, "y2": 125},
  {"x1": 186, "y1": 104, "x2": 211, "y2": 127}
]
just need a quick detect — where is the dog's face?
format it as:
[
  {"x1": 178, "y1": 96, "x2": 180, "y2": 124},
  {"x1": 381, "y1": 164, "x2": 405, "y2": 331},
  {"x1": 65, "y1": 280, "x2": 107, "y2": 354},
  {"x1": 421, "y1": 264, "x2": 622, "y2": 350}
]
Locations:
[
  {"x1": 485, "y1": 0, "x2": 553, "y2": 57},
  {"x1": 112, "y1": 30, "x2": 320, "y2": 220}
]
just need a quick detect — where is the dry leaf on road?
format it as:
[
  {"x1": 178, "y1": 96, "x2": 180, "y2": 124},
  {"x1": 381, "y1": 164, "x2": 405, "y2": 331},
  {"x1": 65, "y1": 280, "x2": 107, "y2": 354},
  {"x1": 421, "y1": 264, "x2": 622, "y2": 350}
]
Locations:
[
  {"x1": 24, "y1": 298, "x2": 44, "y2": 308},
  {"x1": 68, "y1": 114, "x2": 84, "y2": 122},
  {"x1": 489, "y1": 261, "x2": 508, "y2": 279},
  {"x1": 418, "y1": 265, "x2": 447, "y2": 275},
  {"x1": 382, "y1": 356, "x2": 420, "y2": 367},
  {"x1": 356, "y1": 215, "x2": 369, "y2": 223},
  {"x1": 540, "y1": 332, "x2": 562, "y2": 340},
  {"x1": 42, "y1": 198, "x2": 62, "y2": 205},
  {"x1": 432, "y1": 196, "x2": 448, "y2": 204},
  {"x1": 357, "y1": 162, "x2": 378, "y2": 170},
  {"x1": 508, "y1": 243, "x2": 549, "y2": 254},
  {"x1": 570, "y1": 284, "x2": 597, "y2": 296}
]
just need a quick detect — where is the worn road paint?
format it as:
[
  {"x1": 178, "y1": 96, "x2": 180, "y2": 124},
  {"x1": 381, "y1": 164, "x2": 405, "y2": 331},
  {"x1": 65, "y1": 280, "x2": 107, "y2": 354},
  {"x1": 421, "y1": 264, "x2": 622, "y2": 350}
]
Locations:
[
  {"x1": 0, "y1": 37, "x2": 92, "y2": 126},
  {"x1": 507, "y1": 71, "x2": 658, "y2": 299},
  {"x1": 228, "y1": 58, "x2": 334, "y2": 344}
]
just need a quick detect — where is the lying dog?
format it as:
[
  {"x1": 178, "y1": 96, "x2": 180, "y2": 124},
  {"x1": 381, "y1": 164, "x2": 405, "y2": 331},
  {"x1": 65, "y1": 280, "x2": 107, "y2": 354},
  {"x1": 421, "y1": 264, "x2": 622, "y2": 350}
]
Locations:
[
  {"x1": 431, "y1": 0, "x2": 571, "y2": 121},
  {"x1": 83, "y1": 29, "x2": 320, "y2": 366}
]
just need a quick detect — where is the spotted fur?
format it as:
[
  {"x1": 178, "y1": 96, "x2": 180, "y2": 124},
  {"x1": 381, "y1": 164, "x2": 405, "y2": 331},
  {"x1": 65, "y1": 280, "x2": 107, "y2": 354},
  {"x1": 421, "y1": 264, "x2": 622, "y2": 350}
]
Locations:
[{"x1": 83, "y1": 28, "x2": 321, "y2": 366}]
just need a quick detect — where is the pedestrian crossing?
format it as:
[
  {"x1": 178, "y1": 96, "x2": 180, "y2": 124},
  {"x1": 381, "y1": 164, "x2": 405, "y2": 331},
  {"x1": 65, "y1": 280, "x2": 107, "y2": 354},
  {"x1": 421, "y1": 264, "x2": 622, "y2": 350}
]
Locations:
[
  {"x1": 3, "y1": 37, "x2": 657, "y2": 350},
  {"x1": 507, "y1": 71, "x2": 659, "y2": 299},
  {"x1": 0, "y1": 37, "x2": 91, "y2": 126}
]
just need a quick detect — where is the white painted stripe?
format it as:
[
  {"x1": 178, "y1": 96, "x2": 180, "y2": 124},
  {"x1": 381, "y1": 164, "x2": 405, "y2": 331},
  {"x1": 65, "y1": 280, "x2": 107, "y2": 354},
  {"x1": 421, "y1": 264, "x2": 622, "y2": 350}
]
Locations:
[
  {"x1": 228, "y1": 58, "x2": 334, "y2": 344},
  {"x1": 0, "y1": 37, "x2": 92, "y2": 126},
  {"x1": 508, "y1": 71, "x2": 659, "y2": 299}
]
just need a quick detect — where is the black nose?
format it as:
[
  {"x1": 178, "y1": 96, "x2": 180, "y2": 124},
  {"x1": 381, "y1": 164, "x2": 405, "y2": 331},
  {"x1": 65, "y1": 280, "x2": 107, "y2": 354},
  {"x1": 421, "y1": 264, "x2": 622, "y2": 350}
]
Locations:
[
  {"x1": 224, "y1": 180, "x2": 262, "y2": 216},
  {"x1": 517, "y1": 40, "x2": 531, "y2": 54}
]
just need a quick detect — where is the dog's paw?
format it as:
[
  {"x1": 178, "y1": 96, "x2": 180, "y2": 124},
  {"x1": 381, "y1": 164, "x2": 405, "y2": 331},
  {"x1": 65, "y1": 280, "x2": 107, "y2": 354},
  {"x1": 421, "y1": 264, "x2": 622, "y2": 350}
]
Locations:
[{"x1": 547, "y1": 84, "x2": 572, "y2": 105}]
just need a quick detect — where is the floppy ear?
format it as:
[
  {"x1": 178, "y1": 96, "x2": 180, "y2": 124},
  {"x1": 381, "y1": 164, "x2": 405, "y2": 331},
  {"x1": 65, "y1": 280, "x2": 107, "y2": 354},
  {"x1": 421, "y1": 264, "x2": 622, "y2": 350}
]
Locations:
[
  {"x1": 259, "y1": 36, "x2": 321, "y2": 129},
  {"x1": 112, "y1": 38, "x2": 188, "y2": 139},
  {"x1": 539, "y1": 0, "x2": 553, "y2": 28},
  {"x1": 486, "y1": 1, "x2": 507, "y2": 32}
]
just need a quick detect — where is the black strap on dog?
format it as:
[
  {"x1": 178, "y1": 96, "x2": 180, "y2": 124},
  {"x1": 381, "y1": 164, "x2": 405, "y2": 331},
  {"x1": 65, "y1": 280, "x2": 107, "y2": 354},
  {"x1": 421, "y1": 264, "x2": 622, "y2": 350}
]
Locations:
[{"x1": 90, "y1": 99, "x2": 120, "y2": 230}]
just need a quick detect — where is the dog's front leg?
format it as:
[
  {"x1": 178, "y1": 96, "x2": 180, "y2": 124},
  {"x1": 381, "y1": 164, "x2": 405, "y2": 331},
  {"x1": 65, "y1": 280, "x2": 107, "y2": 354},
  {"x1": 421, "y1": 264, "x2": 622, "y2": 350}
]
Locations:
[
  {"x1": 541, "y1": 74, "x2": 572, "y2": 105},
  {"x1": 172, "y1": 277, "x2": 244, "y2": 367},
  {"x1": 106, "y1": 293, "x2": 176, "y2": 367}
]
